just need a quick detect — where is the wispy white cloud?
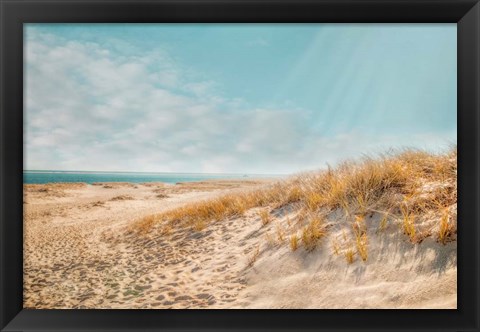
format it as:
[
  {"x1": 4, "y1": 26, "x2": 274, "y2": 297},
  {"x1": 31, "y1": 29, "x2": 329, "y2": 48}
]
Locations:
[{"x1": 24, "y1": 27, "x2": 455, "y2": 174}]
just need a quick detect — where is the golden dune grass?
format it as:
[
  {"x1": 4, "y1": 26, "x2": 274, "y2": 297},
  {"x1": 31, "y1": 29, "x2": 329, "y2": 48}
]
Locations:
[
  {"x1": 289, "y1": 234, "x2": 299, "y2": 251},
  {"x1": 135, "y1": 147, "x2": 457, "y2": 254}
]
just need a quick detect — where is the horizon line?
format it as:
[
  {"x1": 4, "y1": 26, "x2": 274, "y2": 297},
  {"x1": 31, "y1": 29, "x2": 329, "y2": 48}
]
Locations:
[{"x1": 23, "y1": 169, "x2": 289, "y2": 176}]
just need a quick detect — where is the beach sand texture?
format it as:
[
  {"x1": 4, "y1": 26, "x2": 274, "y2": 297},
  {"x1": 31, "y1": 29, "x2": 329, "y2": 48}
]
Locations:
[{"x1": 23, "y1": 152, "x2": 457, "y2": 309}]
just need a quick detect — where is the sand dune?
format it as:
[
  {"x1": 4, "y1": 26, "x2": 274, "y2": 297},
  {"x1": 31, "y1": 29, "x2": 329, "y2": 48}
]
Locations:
[
  {"x1": 24, "y1": 180, "x2": 456, "y2": 309},
  {"x1": 239, "y1": 213, "x2": 456, "y2": 309},
  {"x1": 23, "y1": 150, "x2": 457, "y2": 309}
]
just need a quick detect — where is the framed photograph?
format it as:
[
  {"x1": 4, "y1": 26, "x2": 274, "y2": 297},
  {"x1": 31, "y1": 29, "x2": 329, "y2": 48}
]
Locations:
[{"x1": 1, "y1": 0, "x2": 479, "y2": 331}]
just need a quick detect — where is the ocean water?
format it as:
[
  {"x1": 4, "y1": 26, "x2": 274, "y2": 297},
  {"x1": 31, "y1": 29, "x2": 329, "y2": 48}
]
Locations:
[{"x1": 23, "y1": 170, "x2": 276, "y2": 185}]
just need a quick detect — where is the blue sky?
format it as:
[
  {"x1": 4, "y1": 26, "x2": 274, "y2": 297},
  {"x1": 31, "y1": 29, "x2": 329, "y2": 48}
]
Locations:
[{"x1": 24, "y1": 24, "x2": 456, "y2": 174}]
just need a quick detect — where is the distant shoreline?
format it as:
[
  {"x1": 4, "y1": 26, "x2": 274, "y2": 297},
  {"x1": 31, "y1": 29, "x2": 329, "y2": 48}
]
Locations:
[
  {"x1": 23, "y1": 170, "x2": 287, "y2": 176},
  {"x1": 23, "y1": 178, "x2": 277, "y2": 187},
  {"x1": 23, "y1": 171, "x2": 284, "y2": 185}
]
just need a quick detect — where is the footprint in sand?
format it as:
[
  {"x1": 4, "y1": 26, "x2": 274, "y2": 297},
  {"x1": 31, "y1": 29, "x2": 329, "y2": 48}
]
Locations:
[
  {"x1": 134, "y1": 285, "x2": 152, "y2": 291},
  {"x1": 196, "y1": 293, "x2": 212, "y2": 300},
  {"x1": 216, "y1": 265, "x2": 228, "y2": 272}
]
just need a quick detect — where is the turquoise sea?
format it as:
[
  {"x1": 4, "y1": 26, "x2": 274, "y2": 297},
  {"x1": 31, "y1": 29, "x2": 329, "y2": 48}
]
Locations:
[{"x1": 23, "y1": 170, "x2": 279, "y2": 185}]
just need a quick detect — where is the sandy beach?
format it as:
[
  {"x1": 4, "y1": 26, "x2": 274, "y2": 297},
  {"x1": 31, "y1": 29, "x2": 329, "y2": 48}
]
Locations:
[
  {"x1": 23, "y1": 179, "x2": 270, "y2": 309},
  {"x1": 22, "y1": 23, "x2": 458, "y2": 311},
  {"x1": 24, "y1": 163, "x2": 456, "y2": 309}
]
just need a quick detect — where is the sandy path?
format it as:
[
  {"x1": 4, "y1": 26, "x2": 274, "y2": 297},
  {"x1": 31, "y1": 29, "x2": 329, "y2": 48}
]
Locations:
[{"x1": 23, "y1": 180, "x2": 269, "y2": 308}]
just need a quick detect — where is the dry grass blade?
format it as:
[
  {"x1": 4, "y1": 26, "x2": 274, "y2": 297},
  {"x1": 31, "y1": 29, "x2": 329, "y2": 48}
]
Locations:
[
  {"x1": 259, "y1": 209, "x2": 272, "y2": 226},
  {"x1": 378, "y1": 210, "x2": 390, "y2": 232},
  {"x1": 290, "y1": 234, "x2": 299, "y2": 251},
  {"x1": 355, "y1": 233, "x2": 368, "y2": 262},
  {"x1": 301, "y1": 215, "x2": 327, "y2": 251},
  {"x1": 344, "y1": 247, "x2": 355, "y2": 264},
  {"x1": 247, "y1": 245, "x2": 261, "y2": 267},
  {"x1": 332, "y1": 239, "x2": 340, "y2": 255},
  {"x1": 438, "y1": 207, "x2": 455, "y2": 244},
  {"x1": 400, "y1": 204, "x2": 416, "y2": 242},
  {"x1": 352, "y1": 215, "x2": 368, "y2": 261},
  {"x1": 276, "y1": 225, "x2": 286, "y2": 243}
]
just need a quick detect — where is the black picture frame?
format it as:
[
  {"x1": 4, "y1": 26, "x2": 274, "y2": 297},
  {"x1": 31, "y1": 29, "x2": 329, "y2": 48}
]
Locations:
[{"x1": 1, "y1": 0, "x2": 479, "y2": 331}]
